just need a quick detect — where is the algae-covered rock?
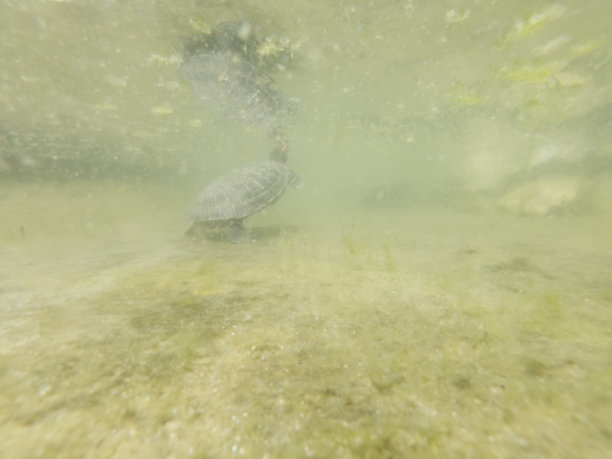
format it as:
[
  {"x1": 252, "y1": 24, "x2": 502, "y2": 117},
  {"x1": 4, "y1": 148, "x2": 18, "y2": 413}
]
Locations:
[{"x1": 498, "y1": 175, "x2": 581, "y2": 215}]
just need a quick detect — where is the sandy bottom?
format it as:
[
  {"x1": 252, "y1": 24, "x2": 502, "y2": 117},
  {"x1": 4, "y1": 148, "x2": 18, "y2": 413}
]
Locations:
[{"x1": 1, "y1": 181, "x2": 611, "y2": 458}]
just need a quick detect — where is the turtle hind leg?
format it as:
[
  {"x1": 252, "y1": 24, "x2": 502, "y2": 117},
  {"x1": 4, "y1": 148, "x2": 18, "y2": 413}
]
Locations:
[{"x1": 226, "y1": 219, "x2": 254, "y2": 243}]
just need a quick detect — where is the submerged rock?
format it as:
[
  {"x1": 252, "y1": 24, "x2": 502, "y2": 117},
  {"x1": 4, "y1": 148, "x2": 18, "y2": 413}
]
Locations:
[{"x1": 498, "y1": 175, "x2": 581, "y2": 215}]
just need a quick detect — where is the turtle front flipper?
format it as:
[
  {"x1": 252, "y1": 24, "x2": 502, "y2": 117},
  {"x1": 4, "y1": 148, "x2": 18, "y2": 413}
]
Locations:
[
  {"x1": 288, "y1": 170, "x2": 301, "y2": 188},
  {"x1": 185, "y1": 221, "x2": 199, "y2": 237},
  {"x1": 226, "y1": 219, "x2": 254, "y2": 243}
]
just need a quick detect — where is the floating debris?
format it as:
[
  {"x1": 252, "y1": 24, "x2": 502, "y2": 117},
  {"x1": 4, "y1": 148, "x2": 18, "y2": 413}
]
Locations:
[
  {"x1": 151, "y1": 104, "x2": 174, "y2": 116},
  {"x1": 445, "y1": 9, "x2": 471, "y2": 24}
]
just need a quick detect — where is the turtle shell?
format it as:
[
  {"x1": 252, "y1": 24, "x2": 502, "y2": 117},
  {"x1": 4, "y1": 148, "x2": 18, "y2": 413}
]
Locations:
[
  {"x1": 179, "y1": 52, "x2": 287, "y2": 131},
  {"x1": 191, "y1": 160, "x2": 298, "y2": 222}
]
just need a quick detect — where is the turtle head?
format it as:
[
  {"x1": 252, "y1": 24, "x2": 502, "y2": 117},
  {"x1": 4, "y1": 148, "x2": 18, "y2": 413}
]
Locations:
[{"x1": 269, "y1": 140, "x2": 289, "y2": 163}]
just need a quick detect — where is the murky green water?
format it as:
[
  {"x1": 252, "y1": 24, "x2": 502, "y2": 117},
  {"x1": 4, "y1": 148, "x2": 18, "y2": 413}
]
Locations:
[{"x1": 1, "y1": 1, "x2": 611, "y2": 457}]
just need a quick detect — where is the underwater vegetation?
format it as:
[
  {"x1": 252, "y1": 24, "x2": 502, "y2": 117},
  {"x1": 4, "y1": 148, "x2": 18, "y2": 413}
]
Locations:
[{"x1": 2, "y1": 182, "x2": 611, "y2": 457}]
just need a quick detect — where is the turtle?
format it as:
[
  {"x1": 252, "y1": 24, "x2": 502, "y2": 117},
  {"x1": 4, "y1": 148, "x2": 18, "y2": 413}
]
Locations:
[
  {"x1": 179, "y1": 22, "x2": 296, "y2": 136},
  {"x1": 185, "y1": 148, "x2": 299, "y2": 243},
  {"x1": 179, "y1": 52, "x2": 289, "y2": 133}
]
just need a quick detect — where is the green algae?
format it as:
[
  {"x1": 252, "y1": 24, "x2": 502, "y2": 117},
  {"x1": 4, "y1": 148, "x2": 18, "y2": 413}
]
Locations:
[
  {"x1": 499, "y1": 61, "x2": 567, "y2": 83},
  {"x1": 448, "y1": 83, "x2": 486, "y2": 106}
]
